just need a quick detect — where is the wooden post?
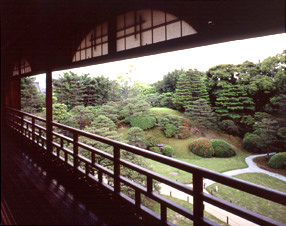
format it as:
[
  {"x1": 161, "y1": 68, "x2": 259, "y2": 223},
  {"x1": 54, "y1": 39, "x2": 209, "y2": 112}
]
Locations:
[
  {"x1": 193, "y1": 174, "x2": 204, "y2": 226},
  {"x1": 147, "y1": 176, "x2": 153, "y2": 194},
  {"x1": 114, "y1": 146, "x2": 120, "y2": 195},
  {"x1": 46, "y1": 70, "x2": 53, "y2": 153},
  {"x1": 73, "y1": 132, "x2": 78, "y2": 170},
  {"x1": 161, "y1": 204, "x2": 167, "y2": 223}
]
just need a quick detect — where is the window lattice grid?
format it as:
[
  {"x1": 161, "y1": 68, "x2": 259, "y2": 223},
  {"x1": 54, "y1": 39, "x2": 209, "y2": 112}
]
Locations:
[
  {"x1": 116, "y1": 9, "x2": 197, "y2": 52},
  {"x1": 12, "y1": 59, "x2": 32, "y2": 76},
  {"x1": 72, "y1": 22, "x2": 108, "y2": 62}
]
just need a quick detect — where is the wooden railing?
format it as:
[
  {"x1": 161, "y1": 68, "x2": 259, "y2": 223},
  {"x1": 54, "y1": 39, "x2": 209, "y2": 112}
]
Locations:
[{"x1": 6, "y1": 107, "x2": 286, "y2": 226}]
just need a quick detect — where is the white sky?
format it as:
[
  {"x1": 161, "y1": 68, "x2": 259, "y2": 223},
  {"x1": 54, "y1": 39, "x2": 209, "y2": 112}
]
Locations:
[{"x1": 35, "y1": 33, "x2": 286, "y2": 87}]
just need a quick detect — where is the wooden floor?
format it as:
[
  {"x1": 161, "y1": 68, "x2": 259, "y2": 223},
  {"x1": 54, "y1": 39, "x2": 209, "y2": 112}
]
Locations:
[{"x1": 1, "y1": 130, "x2": 160, "y2": 225}]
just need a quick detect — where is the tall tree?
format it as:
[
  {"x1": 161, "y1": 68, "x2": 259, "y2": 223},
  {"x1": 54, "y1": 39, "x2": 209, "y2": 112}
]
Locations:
[
  {"x1": 173, "y1": 73, "x2": 192, "y2": 110},
  {"x1": 21, "y1": 77, "x2": 45, "y2": 113},
  {"x1": 214, "y1": 83, "x2": 254, "y2": 120},
  {"x1": 185, "y1": 98, "x2": 217, "y2": 129},
  {"x1": 153, "y1": 68, "x2": 185, "y2": 93}
]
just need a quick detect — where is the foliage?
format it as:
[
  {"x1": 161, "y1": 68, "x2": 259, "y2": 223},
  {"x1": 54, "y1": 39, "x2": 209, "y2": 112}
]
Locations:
[
  {"x1": 254, "y1": 118, "x2": 278, "y2": 153},
  {"x1": 185, "y1": 98, "x2": 217, "y2": 129},
  {"x1": 149, "y1": 147, "x2": 161, "y2": 154},
  {"x1": 153, "y1": 69, "x2": 185, "y2": 93},
  {"x1": 189, "y1": 138, "x2": 214, "y2": 158},
  {"x1": 146, "y1": 136, "x2": 159, "y2": 148},
  {"x1": 268, "y1": 152, "x2": 286, "y2": 169},
  {"x1": 175, "y1": 126, "x2": 190, "y2": 139},
  {"x1": 164, "y1": 123, "x2": 177, "y2": 138},
  {"x1": 214, "y1": 84, "x2": 254, "y2": 120},
  {"x1": 240, "y1": 115, "x2": 255, "y2": 133},
  {"x1": 162, "y1": 145, "x2": 174, "y2": 157},
  {"x1": 218, "y1": 120, "x2": 240, "y2": 136},
  {"x1": 210, "y1": 139, "x2": 236, "y2": 157},
  {"x1": 126, "y1": 127, "x2": 147, "y2": 149},
  {"x1": 242, "y1": 133, "x2": 261, "y2": 153},
  {"x1": 70, "y1": 105, "x2": 95, "y2": 129},
  {"x1": 173, "y1": 73, "x2": 192, "y2": 110},
  {"x1": 21, "y1": 77, "x2": 45, "y2": 113},
  {"x1": 129, "y1": 116, "x2": 156, "y2": 130},
  {"x1": 156, "y1": 116, "x2": 170, "y2": 128},
  {"x1": 96, "y1": 102, "x2": 120, "y2": 123}
]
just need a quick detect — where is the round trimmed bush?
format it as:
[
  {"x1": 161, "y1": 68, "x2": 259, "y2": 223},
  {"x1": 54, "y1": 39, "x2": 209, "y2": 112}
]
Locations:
[
  {"x1": 129, "y1": 116, "x2": 156, "y2": 130},
  {"x1": 189, "y1": 138, "x2": 214, "y2": 158},
  {"x1": 162, "y1": 145, "x2": 174, "y2": 157},
  {"x1": 149, "y1": 147, "x2": 161, "y2": 154},
  {"x1": 175, "y1": 126, "x2": 190, "y2": 139},
  {"x1": 211, "y1": 139, "x2": 236, "y2": 157},
  {"x1": 164, "y1": 123, "x2": 177, "y2": 138},
  {"x1": 268, "y1": 152, "x2": 286, "y2": 169},
  {"x1": 242, "y1": 133, "x2": 261, "y2": 153}
]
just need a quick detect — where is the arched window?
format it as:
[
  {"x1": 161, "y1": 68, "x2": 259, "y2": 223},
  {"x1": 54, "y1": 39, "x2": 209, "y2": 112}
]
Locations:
[
  {"x1": 12, "y1": 59, "x2": 31, "y2": 76},
  {"x1": 116, "y1": 9, "x2": 197, "y2": 51},
  {"x1": 72, "y1": 22, "x2": 108, "y2": 62}
]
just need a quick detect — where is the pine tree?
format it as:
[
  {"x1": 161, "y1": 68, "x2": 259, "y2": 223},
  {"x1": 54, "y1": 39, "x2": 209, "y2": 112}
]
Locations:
[
  {"x1": 21, "y1": 77, "x2": 45, "y2": 113},
  {"x1": 214, "y1": 84, "x2": 254, "y2": 120},
  {"x1": 188, "y1": 69, "x2": 210, "y2": 103},
  {"x1": 185, "y1": 99, "x2": 217, "y2": 129},
  {"x1": 173, "y1": 73, "x2": 192, "y2": 110}
]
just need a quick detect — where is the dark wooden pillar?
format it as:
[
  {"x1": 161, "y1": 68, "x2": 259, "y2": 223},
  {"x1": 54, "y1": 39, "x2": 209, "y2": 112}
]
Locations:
[{"x1": 46, "y1": 70, "x2": 53, "y2": 153}]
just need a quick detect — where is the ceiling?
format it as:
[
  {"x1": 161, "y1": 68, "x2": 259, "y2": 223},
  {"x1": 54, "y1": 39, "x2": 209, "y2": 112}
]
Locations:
[{"x1": 1, "y1": 0, "x2": 285, "y2": 78}]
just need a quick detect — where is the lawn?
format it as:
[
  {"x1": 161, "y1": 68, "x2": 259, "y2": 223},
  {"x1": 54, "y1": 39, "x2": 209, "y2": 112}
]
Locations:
[
  {"x1": 147, "y1": 195, "x2": 228, "y2": 226},
  {"x1": 149, "y1": 107, "x2": 185, "y2": 117},
  {"x1": 206, "y1": 173, "x2": 286, "y2": 224}
]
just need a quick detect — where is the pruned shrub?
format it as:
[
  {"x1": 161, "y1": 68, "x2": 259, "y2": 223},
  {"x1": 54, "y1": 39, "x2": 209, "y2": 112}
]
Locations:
[
  {"x1": 146, "y1": 136, "x2": 159, "y2": 148},
  {"x1": 189, "y1": 138, "x2": 214, "y2": 158},
  {"x1": 149, "y1": 147, "x2": 161, "y2": 154},
  {"x1": 129, "y1": 116, "x2": 156, "y2": 130},
  {"x1": 164, "y1": 123, "x2": 177, "y2": 138},
  {"x1": 162, "y1": 145, "x2": 174, "y2": 157},
  {"x1": 268, "y1": 152, "x2": 286, "y2": 169},
  {"x1": 156, "y1": 116, "x2": 170, "y2": 128},
  {"x1": 211, "y1": 139, "x2": 236, "y2": 157},
  {"x1": 175, "y1": 126, "x2": 190, "y2": 139},
  {"x1": 242, "y1": 133, "x2": 261, "y2": 153}
]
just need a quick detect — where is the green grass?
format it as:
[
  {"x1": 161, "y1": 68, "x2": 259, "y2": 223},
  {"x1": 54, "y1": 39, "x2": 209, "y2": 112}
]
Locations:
[
  {"x1": 206, "y1": 173, "x2": 286, "y2": 224},
  {"x1": 147, "y1": 195, "x2": 227, "y2": 226},
  {"x1": 149, "y1": 107, "x2": 184, "y2": 117}
]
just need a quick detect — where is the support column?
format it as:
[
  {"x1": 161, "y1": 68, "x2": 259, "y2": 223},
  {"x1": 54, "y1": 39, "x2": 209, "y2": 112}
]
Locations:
[{"x1": 46, "y1": 70, "x2": 53, "y2": 153}]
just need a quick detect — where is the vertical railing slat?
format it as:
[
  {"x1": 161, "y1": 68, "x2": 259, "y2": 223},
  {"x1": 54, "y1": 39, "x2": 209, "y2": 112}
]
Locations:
[
  {"x1": 73, "y1": 132, "x2": 79, "y2": 170},
  {"x1": 114, "y1": 146, "x2": 121, "y2": 195},
  {"x1": 193, "y1": 173, "x2": 204, "y2": 226}
]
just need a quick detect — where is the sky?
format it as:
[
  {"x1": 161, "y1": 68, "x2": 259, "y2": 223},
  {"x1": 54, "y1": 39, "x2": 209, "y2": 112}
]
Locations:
[{"x1": 35, "y1": 33, "x2": 286, "y2": 87}]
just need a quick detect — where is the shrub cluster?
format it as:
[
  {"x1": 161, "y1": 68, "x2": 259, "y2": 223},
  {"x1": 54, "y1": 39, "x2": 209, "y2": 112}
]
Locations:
[
  {"x1": 162, "y1": 145, "x2": 174, "y2": 157},
  {"x1": 189, "y1": 138, "x2": 214, "y2": 158},
  {"x1": 268, "y1": 152, "x2": 286, "y2": 169},
  {"x1": 242, "y1": 133, "x2": 261, "y2": 153},
  {"x1": 149, "y1": 146, "x2": 161, "y2": 154},
  {"x1": 210, "y1": 139, "x2": 236, "y2": 157},
  {"x1": 129, "y1": 116, "x2": 156, "y2": 130}
]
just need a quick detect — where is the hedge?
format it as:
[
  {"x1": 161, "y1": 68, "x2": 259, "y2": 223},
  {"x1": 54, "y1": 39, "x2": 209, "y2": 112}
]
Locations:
[
  {"x1": 268, "y1": 152, "x2": 286, "y2": 169},
  {"x1": 129, "y1": 116, "x2": 156, "y2": 130},
  {"x1": 162, "y1": 145, "x2": 174, "y2": 157},
  {"x1": 189, "y1": 138, "x2": 214, "y2": 158},
  {"x1": 211, "y1": 139, "x2": 236, "y2": 157}
]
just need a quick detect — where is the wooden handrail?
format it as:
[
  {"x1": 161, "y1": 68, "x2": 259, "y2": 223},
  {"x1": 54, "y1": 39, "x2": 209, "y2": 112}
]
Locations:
[{"x1": 6, "y1": 107, "x2": 286, "y2": 226}]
